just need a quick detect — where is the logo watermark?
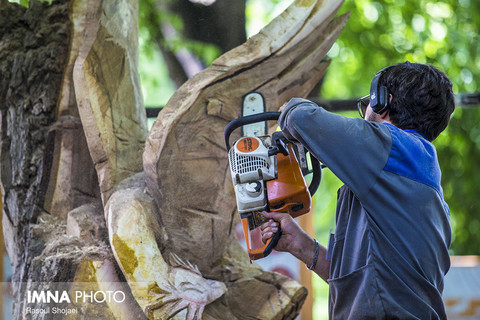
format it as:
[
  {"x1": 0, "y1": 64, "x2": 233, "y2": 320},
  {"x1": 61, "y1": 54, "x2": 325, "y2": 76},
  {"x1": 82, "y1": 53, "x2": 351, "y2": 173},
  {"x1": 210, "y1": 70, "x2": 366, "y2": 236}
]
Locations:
[
  {"x1": 20, "y1": 282, "x2": 130, "y2": 317},
  {"x1": 27, "y1": 290, "x2": 126, "y2": 304}
]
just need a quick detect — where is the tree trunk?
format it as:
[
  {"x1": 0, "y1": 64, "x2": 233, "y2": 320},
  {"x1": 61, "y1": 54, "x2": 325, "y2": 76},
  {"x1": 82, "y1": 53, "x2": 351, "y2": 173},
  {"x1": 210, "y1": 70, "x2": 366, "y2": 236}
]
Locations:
[
  {"x1": 0, "y1": 0, "x2": 347, "y2": 319},
  {"x1": 1, "y1": 0, "x2": 144, "y2": 318}
]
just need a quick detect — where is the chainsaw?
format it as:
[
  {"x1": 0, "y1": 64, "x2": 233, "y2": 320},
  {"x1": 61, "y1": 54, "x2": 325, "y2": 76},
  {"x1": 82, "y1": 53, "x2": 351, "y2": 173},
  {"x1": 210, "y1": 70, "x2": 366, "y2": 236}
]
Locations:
[{"x1": 224, "y1": 110, "x2": 321, "y2": 261}]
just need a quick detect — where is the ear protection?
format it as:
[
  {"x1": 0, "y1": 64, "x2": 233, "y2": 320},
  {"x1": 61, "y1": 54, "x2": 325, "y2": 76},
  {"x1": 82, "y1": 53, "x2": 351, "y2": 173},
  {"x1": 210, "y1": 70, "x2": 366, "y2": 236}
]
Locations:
[{"x1": 370, "y1": 66, "x2": 392, "y2": 114}]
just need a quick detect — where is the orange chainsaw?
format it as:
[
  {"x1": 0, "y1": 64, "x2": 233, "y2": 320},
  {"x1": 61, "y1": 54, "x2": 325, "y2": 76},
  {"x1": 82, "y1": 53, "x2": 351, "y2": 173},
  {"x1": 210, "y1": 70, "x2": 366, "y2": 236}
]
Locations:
[{"x1": 224, "y1": 111, "x2": 321, "y2": 261}]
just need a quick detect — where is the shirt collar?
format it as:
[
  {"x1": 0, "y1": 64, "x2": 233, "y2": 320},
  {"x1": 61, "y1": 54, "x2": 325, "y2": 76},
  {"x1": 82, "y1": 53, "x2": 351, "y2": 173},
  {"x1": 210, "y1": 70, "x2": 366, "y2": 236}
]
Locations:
[{"x1": 404, "y1": 129, "x2": 428, "y2": 140}]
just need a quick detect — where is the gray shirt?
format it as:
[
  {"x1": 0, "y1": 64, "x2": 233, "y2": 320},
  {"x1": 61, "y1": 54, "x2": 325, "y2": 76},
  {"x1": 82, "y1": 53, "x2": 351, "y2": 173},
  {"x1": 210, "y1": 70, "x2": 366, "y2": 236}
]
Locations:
[{"x1": 279, "y1": 98, "x2": 451, "y2": 319}]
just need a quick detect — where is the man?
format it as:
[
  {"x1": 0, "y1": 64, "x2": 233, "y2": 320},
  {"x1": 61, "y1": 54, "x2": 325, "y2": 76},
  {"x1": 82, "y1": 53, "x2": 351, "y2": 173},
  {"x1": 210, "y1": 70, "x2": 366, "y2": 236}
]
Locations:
[{"x1": 261, "y1": 62, "x2": 455, "y2": 319}]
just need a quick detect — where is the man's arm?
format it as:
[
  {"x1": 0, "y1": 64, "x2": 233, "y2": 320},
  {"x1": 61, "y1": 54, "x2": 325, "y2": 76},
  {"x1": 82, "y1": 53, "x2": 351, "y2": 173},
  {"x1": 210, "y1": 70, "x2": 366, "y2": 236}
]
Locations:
[
  {"x1": 261, "y1": 211, "x2": 330, "y2": 282},
  {"x1": 278, "y1": 98, "x2": 392, "y2": 202}
]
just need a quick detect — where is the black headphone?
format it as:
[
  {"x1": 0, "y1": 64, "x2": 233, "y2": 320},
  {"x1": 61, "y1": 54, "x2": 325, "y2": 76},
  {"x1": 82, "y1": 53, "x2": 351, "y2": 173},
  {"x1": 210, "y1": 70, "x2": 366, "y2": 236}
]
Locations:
[{"x1": 370, "y1": 66, "x2": 392, "y2": 114}]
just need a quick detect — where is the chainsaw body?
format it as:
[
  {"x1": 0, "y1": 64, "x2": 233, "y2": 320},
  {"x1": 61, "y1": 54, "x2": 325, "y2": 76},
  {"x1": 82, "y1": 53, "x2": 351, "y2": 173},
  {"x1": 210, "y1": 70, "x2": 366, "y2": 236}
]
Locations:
[{"x1": 225, "y1": 112, "x2": 321, "y2": 261}]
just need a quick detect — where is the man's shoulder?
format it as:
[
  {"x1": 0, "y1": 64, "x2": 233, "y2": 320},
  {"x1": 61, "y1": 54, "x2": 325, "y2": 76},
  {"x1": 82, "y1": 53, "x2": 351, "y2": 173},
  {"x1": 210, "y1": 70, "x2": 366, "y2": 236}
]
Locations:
[{"x1": 382, "y1": 123, "x2": 441, "y2": 192}]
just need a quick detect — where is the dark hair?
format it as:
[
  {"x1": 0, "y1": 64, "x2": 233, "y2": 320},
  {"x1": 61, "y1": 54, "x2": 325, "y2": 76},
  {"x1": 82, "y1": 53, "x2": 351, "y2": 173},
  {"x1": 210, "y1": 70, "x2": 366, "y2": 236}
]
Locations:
[{"x1": 379, "y1": 62, "x2": 455, "y2": 141}]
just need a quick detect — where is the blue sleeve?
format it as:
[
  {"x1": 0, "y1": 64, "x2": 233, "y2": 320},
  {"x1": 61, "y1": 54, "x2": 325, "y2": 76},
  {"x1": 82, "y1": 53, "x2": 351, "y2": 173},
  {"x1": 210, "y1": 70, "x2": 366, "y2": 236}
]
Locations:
[{"x1": 279, "y1": 98, "x2": 392, "y2": 199}]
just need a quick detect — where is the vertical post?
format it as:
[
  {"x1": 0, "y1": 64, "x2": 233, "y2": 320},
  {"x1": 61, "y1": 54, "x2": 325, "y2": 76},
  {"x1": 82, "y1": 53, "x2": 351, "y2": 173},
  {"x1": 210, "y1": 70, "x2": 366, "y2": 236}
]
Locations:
[{"x1": 298, "y1": 198, "x2": 315, "y2": 320}]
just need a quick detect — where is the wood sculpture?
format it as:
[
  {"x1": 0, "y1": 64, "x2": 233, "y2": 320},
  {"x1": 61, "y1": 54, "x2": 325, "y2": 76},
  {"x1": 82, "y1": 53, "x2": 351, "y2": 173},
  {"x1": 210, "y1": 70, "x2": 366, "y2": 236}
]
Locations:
[{"x1": 0, "y1": 0, "x2": 348, "y2": 318}]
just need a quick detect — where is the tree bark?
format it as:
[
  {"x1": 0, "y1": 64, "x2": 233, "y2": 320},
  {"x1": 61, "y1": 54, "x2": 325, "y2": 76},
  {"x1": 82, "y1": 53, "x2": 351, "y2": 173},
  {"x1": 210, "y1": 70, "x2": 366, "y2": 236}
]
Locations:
[
  {"x1": 1, "y1": 0, "x2": 142, "y2": 318},
  {"x1": 0, "y1": 2, "x2": 84, "y2": 318}
]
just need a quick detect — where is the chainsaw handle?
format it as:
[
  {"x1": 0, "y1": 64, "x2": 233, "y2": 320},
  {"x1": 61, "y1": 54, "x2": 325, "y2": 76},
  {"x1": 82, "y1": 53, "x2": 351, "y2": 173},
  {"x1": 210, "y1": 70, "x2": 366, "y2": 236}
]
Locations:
[
  {"x1": 308, "y1": 153, "x2": 322, "y2": 196},
  {"x1": 241, "y1": 218, "x2": 282, "y2": 261},
  {"x1": 224, "y1": 112, "x2": 281, "y2": 150},
  {"x1": 264, "y1": 226, "x2": 282, "y2": 257}
]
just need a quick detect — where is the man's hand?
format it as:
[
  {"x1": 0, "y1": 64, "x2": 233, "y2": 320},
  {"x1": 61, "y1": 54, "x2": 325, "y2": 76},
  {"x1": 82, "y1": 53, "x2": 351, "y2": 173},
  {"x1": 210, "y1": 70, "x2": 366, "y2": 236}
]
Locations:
[
  {"x1": 260, "y1": 211, "x2": 330, "y2": 282},
  {"x1": 279, "y1": 101, "x2": 288, "y2": 113},
  {"x1": 260, "y1": 211, "x2": 311, "y2": 255}
]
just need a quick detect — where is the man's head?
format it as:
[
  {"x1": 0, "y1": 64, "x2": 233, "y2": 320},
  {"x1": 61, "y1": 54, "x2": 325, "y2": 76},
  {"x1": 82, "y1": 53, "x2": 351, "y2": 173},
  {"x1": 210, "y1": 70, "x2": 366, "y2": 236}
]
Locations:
[{"x1": 366, "y1": 62, "x2": 455, "y2": 141}]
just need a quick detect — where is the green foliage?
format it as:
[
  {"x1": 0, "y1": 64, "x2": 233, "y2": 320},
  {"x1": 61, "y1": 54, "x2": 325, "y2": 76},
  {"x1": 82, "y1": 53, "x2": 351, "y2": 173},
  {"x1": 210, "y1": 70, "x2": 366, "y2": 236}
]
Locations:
[
  {"x1": 7, "y1": 0, "x2": 52, "y2": 7},
  {"x1": 138, "y1": 0, "x2": 221, "y2": 110},
  {"x1": 245, "y1": 0, "x2": 291, "y2": 36},
  {"x1": 138, "y1": 28, "x2": 176, "y2": 108},
  {"x1": 322, "y1": 0, "x2": 480, "y2": 98},
  {"x1": 139, "y1": 0, "x2": 221, "y2": 67},
  {"x1": 435, "y1": 108, "x2": 480, "y2": 254},
  {"x1": 8, "y1": 0, "x2": 29, "y2": 7}
]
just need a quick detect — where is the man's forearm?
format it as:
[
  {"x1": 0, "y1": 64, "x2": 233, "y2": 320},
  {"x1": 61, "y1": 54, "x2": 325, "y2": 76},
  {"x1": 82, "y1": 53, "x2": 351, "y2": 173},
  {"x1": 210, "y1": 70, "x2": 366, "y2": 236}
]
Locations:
[{"x1": 291, "y1": 235, "x2": 330, "y2": 282}]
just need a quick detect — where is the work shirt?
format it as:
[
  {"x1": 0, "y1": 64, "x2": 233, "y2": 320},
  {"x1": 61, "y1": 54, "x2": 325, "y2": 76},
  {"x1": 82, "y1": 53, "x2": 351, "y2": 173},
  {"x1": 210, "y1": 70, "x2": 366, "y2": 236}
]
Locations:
[{"x1": 279, "y1": 98, "x2": 451, "y2": 319}]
